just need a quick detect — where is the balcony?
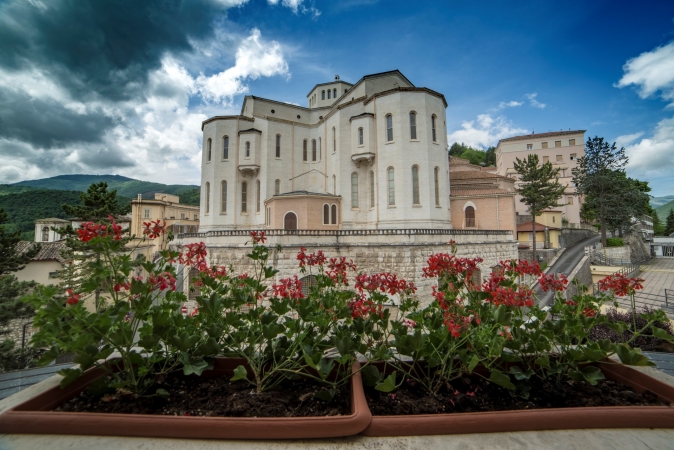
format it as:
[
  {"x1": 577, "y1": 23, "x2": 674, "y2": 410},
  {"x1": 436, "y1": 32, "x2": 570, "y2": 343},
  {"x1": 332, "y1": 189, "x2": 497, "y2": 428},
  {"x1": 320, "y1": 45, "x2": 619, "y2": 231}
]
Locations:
[
  {"x1": 238, "y1": 164, "x2": 260, "y2": 176},
  {"x1": 351, "y1": 152, "x2": 375, "y2": 168}
]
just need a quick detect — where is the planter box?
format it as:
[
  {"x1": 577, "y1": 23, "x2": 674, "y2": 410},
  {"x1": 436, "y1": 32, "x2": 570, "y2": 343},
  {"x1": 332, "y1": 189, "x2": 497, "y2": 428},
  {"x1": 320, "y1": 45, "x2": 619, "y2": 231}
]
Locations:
[
  {"x1": 0, "y1": 358, "x2": 371, "y2": 440},
  {"x1": 362, "y1": 362, "x2": 674, "y2": 436}
]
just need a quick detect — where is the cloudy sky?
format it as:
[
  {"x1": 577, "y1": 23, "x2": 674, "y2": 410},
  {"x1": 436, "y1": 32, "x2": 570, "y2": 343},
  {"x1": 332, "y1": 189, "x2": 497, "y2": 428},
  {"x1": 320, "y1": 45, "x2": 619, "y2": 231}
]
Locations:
[{"x1": 1, "y1": 0, "x2": 673, "y2": 196}]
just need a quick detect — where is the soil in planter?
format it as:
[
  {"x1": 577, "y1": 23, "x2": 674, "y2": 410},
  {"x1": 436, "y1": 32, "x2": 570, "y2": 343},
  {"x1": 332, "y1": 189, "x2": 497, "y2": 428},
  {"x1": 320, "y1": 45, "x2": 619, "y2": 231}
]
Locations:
[
  {"x1": 55, "y1": 372, "x2": 351, "y2": 417},
  {"x1": 365, "y1": 374, "x2": 671, "y2": 415}
]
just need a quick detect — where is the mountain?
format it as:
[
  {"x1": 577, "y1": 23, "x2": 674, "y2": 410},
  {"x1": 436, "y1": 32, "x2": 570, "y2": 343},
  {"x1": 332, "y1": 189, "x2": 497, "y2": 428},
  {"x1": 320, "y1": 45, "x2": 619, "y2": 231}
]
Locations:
[
  {"x1": 651, "y1": 195, "x2": 674, "y2": 208},
  {"x1": 656, "y1": 200, "x2": 674, "y2": 221},
  {"x1": 11, "y1": 174, "x2": 200, "y2": 203}
]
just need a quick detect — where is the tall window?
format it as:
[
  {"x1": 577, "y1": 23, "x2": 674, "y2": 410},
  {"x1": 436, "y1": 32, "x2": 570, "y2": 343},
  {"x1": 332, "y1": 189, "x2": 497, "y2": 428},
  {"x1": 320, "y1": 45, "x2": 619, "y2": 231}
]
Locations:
[
  {"x1": 221, "y1": 181, "x2": 227, "y2": 213},
  {"x1": 241, "y1": 182, "x2": 247, "y2": 213},
  {"x1": 275, "y1": 179, "x2": 280, "y2": 195},
  {"x1": 358, "y1": 127, "x2": 364, "y2": 145},
  {"x1": 255, "y1": 180, "x2": 260, "y2": 213},
  {"x1": 312, "y1": 139, "x2": 317, "y2": 161},
  {"x1": 569, "y1": 139, "x2": 576, "y2": 146},
  {"x1": 351, "y1": 173, "x2": 359, "y2": 208},
  {"x1": 223, "y1": 136, "x2": 229, "y2": 159},
  {"x1": 465, "y1": 206, "x2": 475, "y2": 228},
  {"x1": 322, "y1": 90, "x2": 325, "y2": 100},
  {"x1": 333, "y1": 88, "x2": 337, "y2": 98},
  {"x1": 409, "y1": 112, "x2": 417, "y2": 139},
  {"x1": 245, "y1": 141, "x2": 250, "y2": 157},
  {"x1": 275, "y1": 134, "x2": 281, "y2": 158},
  {"x1": 434, "y1": 167, "x2": 440, "y2": 206},
  {"x1": 323, "y1": 204, "x2": 329, "y2": 224},
  {"x1": 266, "y1": 207, "x2": 271, "y2": 226},
  {"x1": 303, "y1": 140, "x2": 308, "y2": 161},
  {"x1": 207, "y1": 138, "x2": 212, "y2": 161},
  {"x1": 387, "y1": 168, "x2": 395, "y2": 206},
  {"x1": 42, "y1": 226, "x2": 49, "y2": 242},
  {"x1": 331, "y1": 204, "x2": 337, "y2": 224},
  {"x1": 333, "y1": 175, "x2": 336, "y2": 194},
  {"x1": 205, "y1": 182, "x2": 210, "y2": 214},
  {"x1": 431, "y1": 115, "x2": 437, "y2": 142},
  {"x1": 386, "y1": 114, "x2": 393, "y2": 142},
  {"x1": 369, "y1": 170, "x2": 375, "y2": 208},
  {"x1": 412, "y1": 165, "x2": 420, "y2": 205},
  {"x1": 143, "y1": 208, "x2": 150, "y2": 219},
  {"x1": 332, "y1": 127, "x2": 336, "y2": 153}
]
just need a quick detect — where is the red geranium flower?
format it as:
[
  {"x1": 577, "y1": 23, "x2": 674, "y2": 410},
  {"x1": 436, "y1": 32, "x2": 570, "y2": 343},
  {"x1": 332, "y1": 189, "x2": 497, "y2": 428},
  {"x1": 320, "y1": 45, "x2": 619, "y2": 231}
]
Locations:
[{"x1": 66, "y1": 289, "x2": 80, "y2": 305}]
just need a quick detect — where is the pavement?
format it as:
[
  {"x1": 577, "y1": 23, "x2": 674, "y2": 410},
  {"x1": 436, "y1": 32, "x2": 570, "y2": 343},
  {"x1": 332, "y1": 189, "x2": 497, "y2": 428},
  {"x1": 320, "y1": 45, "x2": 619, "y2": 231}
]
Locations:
[
  {"x1": 537, "y1": 235, "x2": 601, "y2": 306},
  {"x1": 622, "y1": 258, "x2": 674, "y2": 316}
]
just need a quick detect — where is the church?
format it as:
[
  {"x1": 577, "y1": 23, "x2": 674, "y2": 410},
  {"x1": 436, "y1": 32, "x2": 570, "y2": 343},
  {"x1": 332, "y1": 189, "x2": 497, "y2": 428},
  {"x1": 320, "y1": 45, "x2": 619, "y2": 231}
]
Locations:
[{"x1": 199, "y1": 70, "x2": 451, "y2": 231}]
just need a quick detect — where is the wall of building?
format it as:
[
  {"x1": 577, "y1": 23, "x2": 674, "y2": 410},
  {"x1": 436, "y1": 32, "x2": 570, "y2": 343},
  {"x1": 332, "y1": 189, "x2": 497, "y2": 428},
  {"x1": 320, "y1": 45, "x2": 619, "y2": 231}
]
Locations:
[
  {"x1": 450, "y1": 195, "x2": 516, "y2": 234},
  {"x1": 14, "y1": 260, "x2": 62, "y2": 286},
  {"x1": 518, "y1": 229, "x2": 561, "y2": 249},
  {"x1": 559, "y1": 228, "x2": 597, "y2": 248}
]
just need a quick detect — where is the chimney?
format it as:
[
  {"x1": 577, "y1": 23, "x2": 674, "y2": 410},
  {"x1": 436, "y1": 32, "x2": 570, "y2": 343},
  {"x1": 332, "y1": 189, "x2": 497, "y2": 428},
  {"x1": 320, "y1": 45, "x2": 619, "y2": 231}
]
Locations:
[{"x1": 335, "y1": 75, "x2": 340, "y2": 80}]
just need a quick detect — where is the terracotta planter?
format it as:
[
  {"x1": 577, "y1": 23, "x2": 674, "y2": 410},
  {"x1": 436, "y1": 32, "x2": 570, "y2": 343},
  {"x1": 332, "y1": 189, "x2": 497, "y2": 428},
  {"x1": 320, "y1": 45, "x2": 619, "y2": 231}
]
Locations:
[
  {"x1": 362, "y1": 362, "x2": 674, "y2": 436},
  {"x1": 0, "y1": 358, "x2": 371, "y2": 440}
]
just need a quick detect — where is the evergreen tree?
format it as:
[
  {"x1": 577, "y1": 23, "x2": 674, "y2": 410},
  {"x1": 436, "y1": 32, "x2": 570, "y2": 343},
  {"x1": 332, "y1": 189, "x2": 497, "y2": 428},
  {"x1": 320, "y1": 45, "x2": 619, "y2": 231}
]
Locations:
[
  {"x1": 647, "y1": 206, "x2": 665, "y2": 236},
  {"x1": 513, "y1": 154, "x2": 566, "y2": 262},
  {"x1": 665, "y1": 209, "x2": 674, "y2": 236},
  {"x1": 62, "y1": 182, "x2": 131, "y2": 221},
  {"x1": 484, "y1": 146, "x2": 497, "y2": 166}
]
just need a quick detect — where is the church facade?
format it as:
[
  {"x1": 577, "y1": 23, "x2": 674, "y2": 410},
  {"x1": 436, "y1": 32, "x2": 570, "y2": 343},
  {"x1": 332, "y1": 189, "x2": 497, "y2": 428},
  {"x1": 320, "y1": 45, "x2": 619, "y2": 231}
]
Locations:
[{"x1": 199, "y1": 70, "x2": 451, "y2": 232}]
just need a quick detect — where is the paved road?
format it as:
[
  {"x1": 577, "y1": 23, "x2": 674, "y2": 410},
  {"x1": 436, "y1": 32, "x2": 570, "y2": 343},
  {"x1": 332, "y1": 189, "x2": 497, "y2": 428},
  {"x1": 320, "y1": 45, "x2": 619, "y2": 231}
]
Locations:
[{"x1": 537, "y1": 234, "x2": 600, "y2": 306}]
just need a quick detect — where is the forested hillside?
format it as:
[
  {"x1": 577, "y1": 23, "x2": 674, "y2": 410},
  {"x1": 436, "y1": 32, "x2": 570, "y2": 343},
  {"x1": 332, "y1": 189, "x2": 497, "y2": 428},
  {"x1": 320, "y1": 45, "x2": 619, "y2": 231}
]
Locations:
[
  {"x1": 656, "y1": 200, "x2": 674, "y2": 222},
  {"x1": 12, "y1": 174, "x2": 199, "y2": 203}
]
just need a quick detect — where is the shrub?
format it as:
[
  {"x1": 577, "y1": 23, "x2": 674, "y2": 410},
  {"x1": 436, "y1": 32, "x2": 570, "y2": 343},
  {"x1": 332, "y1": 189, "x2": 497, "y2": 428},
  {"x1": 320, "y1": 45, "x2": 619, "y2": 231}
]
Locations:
[
  {"x1": 589, "y1": 307, "x2": 673, "y2": 351},
  {"x1": 606, "y1": 237, "x2": 624, "y2": 247}
]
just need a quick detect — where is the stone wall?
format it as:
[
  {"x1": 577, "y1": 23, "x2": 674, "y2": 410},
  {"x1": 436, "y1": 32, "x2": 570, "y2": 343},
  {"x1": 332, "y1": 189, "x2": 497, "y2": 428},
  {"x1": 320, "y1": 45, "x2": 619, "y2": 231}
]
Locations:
[
  {"x1": 0, "y1": 317, "x2": 34, "y2": 347},
  {"x1": 518, "y1": 248, "x2": 559, "y2": 265},
  {"x1": 560, "y1": 228, "x2": 597, "y2": 248},
  {"x1": 625, "y1": 234, "x2": 651, "y2": 262},
  {"x1": 565, "y1": 255, "x2": 593, "y2": 300},
  {"x1": 175, "y1": 231, "x2": 518, "y2": 307}
]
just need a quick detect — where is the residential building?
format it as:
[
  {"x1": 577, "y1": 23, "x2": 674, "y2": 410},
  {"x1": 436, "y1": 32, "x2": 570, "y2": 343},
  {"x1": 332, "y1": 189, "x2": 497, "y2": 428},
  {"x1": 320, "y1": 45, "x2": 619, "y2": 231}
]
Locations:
[
  {"x1": 496, "y1": 130, "x2": 585, "y2": 225},
  {"x1": 448, "y1": 156, "x2": 517, "y2": 235},
  {"x1": 14, "y1": 241, "x2": 67, "y2": 286},
  {"x1": 516, "y1": 210, "x2": 563, "y2": 249}
]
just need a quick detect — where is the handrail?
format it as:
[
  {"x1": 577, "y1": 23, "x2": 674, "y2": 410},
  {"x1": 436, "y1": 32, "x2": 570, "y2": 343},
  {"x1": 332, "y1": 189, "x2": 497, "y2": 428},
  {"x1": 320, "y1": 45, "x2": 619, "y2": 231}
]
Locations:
[{"x1": 176, "y1": 228, "x2": 513, "y2": 239}]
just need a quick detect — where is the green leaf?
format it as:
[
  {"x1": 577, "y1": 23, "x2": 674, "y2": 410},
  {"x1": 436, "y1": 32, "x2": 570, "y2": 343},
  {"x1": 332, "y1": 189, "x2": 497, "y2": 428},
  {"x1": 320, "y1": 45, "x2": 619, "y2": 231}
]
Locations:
[
  {"x1": 314, "y1": 389, "x2": 336, "y2": 402},
  {"x1": 468, "y1": 355, "x2": 480, "y2": 373},
  {"x1": 567, "y1": 366, "x2": 604, "y2": 385},
  {"x1": 493, "y1": 305, "x2": 507, "y2": 325},
  {"x1": 500, "y1": 353, "x2": 523, "y2": 363},
  {"x1": 615, "y1": 344, "x2": 656, "y2": 366},
  {"x1": 231, "y1": 365, "x2": 248, "y2": 382},
  {"x1": 509, "y1": 366, "x2": 532, "y2": 381},
  {"x1": 534, "y1": 354, "x2": 550, "y2": 368},
  {"x1": 155, "y1": 388, "x2": 169, "y2": 397},
  {"x1": 360, "y1": 365, "x2": 381, "y2": 387},
  {"x1": 183, "y1": 359, "x2": 209, "y2": 376},
  {"x1": 652, "y1": 327, "x2": 674, "y2": 341},
  {"x1": 375, "y1": 371, "x2": 397, "y2": 392},
  {"x1": 605, "y1": 322, "x2": 626, "y2": 334},
  {"x1": 488, "y1": 369, "x2": 515, "y2": 390},
  {"x1": 581, "y1": 342, "x2": 606, "y2": 362},
  {"x1": 57, "y1": 367, "x2": 83, "y2": 388}
]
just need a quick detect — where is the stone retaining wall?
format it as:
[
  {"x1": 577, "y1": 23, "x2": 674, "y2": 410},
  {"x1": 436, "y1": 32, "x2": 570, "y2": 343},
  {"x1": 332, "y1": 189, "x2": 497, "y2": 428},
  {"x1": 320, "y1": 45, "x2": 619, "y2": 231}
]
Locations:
[
  {"x1": 518, "y1": 248, "x2": 559, "y2": 265},
  {"x1": 0, "y1": 318, "x2": 34, "y2": 347},
  {"x1": 565, "y1": 255, "x2": 593, "y2": 300},
  {"x1": 560, "y1": 228, "x2": 597, "y2": 248}
]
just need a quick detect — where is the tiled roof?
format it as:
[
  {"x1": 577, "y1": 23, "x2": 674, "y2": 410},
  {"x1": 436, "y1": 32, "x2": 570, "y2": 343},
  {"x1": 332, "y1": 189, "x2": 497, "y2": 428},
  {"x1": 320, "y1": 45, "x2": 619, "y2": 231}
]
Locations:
[
  {"x1": 498, "y1": 130, "x2": 586, "y2": 144},
  {"x1": 449, "y1": 156, "x2": 471, "y2": 165},
  {"x1": 450, "y1": 188, "x2": 515, "y2": 197},
  {"x1": 450, "y1": 171, "x2": 505, "y2": 180},
  {"x1": 16, "y1": 241, "x2": 68, "y2": 264},
  {"x1": 516, "y1": 221, "x2": 560, "y2": 232},
  {"x1": 34, "y1": 218, "x2": 70, "y2": 223}
]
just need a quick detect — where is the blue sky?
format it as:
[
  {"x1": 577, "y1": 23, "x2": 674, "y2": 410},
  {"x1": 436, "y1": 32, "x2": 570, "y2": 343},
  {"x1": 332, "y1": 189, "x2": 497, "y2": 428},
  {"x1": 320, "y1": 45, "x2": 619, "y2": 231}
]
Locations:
[{"x1": 1, "y1": 0, "x2": 673, "y2": 196}]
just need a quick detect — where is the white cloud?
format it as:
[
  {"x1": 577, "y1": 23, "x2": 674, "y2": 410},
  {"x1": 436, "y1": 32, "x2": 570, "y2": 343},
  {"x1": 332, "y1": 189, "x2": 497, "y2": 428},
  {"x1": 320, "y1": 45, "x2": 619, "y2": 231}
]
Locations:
[
  {"x1": 447, "y1": 114, "x2": 527, "y2": 149},
  {"x1": 621, "y1": 117, "x2": 674, "y2": 184},
  {"x1": 616, "y1": 41, "x2": 674, "y2": 106},
  {"x1": 525, "y1": 93, "x2": 546, "y2": 109},
  {"x1": 267, "y1": 0, "x2": 320, "y2": 16},
  {"x1": 196, "y1": 28, "x2": 289, "y2": 104},
  {"x1": 494, "y1": 100, "x2": 523, "y2": 111},
  {"x1": 615, "y1": 132, "x2": 644, "y2": 149}
]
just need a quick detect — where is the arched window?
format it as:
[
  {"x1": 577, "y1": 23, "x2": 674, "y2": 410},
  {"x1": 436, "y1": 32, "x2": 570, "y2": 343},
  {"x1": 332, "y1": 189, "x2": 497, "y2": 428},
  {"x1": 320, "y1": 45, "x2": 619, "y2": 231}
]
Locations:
[
  {"x1": 275, "y1": 179, "x2": 280, "y2": 195},
  {"x1": 409, "y1": 112, "x2": 417, "y2": 139},
  {"x1": 412, "y1": 165, "x2": 420, "y2": 205},
  {"x1": 369, "y1": 171, "x2": 375, "y2": 208},
  {"x1": 465, "y1": 206, "x2": 475, "y2": 228},
  {"x1": 387, "y1": 168, "x2": 395, "y2": 206},
  {"x1": 245, "y1": 141, "x2": 250, "y2": 157},
  {"x1": 333, "y1": 175, "x2": 336, "y2": 194},
  {"x1": 266, "y1": 206, "x2": 271, "y2": 226},
  {"x1": 351, "y1": 173, "x2": 359, "y2": 208},
  {"x1": 284, "y1": 212, "x2": 297, "y2": 230},
  {"x1": 303, "y1": 139, "x2": 308, "y2": 161},
  {"x1": 327, "y1": 90, "x2": 331, "y2": 99},
  {"x1": 275, "y1": 134, "x2": 281, "y2": 158},
  {"x1": 256, "y1": 180, "x2": 260, "y2": 213},
  {"x1": 42, "y1": 226, "x2": 49, "y2": 242},
  {"x1": 205, "y1": 182, "x2": 210, "y2": 214},
  {"x1": 221, "y1": 181, "x2": 227, "y2": 213},
  {"x1": 223, "y1": 136, "x2": 229, "y2": 159},
  {"x1": 386, "y1": 114, "x2": 393, "y2": 142},
  {"x1": 333, "y1": 88, "x2": 337, "y2": 98},
  {"x1": 241, "y1": 182, "x2": 247, "y2": 213},
  {"x1": 332, "y1": 127, "x2": 336, "y2": 153},
  {"x1": 358, "y1": 127, "x2": 363, "y2": 145},
  {"x1": 318, "y1": 137, "x2": 321, "y2": 160},
  {"x1": 312, "y1": 139, "x2": 317, "y2": 161},
  {"x1": 434, "y1": 167, "x2": 440, "y2": 206},
  {"x1": 321, "y1": 90, "x2": 325, "y2": 100},
  {"x1": 323, "y1": 204, "x2": 330, "y2": 224},
  {"x1": 331, "y1": 204, "x2": 337, "y2": 224},
  {"x1": 431, "y1": 115, "x2": 437, "y2": 142},
  {"x1": 207, "y1": 138, "x2": 212, "y2": 161}
]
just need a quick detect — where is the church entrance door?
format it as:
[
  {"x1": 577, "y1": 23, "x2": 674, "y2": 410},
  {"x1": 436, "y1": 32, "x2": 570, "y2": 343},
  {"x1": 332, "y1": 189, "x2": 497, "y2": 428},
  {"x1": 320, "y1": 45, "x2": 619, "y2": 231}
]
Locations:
[{"x1": 284, "y1": 212, "x2": 298, "y2": 230}]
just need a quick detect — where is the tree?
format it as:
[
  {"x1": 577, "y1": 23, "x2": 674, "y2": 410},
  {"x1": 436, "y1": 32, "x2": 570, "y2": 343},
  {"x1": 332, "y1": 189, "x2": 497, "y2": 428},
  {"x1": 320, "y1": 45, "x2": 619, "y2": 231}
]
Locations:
[
  {"x1": 665, "y1": 209, "x2": 674, "y2": 236},
  {"x1": 62, "y1": 182, "x2": 131, "y2": 221},
  {"x1": 513, "y1": 154, "x2": 566, "y2": 262},
  {"x1": 484, "y1": 146, "x2": 496, "y2": 166},
  {"x1": 573, "y1": 137, "x2": 629, "y2": 247}
]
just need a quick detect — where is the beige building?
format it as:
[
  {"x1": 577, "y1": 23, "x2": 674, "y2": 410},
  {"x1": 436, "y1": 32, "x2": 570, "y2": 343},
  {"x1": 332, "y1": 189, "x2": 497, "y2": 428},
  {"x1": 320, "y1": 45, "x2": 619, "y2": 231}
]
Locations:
[
  {"x1": 448, "y1": 156, "x2": 517, "y2": 235},
  {"x1": 14, "y1": 241, "x2": 67, "y2": 286},
  {"x1": 131, "y1": 193, "x2": 200, "y2": 256},
  {"x1": 496, "y1": 130, "x2": 585, "y2": 225},
  {"x1": 199, "y1": 70, "x2": 451, "y2": 231},
  {"x1": 516, "y1": 210, "x2": 563, "y2": 249}
]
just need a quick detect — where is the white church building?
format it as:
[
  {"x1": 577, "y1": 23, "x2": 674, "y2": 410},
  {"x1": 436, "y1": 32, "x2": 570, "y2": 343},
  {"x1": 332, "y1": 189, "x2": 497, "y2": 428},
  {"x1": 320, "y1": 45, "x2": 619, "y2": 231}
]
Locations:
[{"x1": 199, "y1": 70, "x2": 451, "y2": 231}]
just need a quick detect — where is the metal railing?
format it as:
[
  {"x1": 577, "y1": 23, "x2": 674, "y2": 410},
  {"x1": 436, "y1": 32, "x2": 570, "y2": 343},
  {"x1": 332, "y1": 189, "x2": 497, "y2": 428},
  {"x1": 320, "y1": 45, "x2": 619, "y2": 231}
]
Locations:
[{"x1": 177, "y1": 228, "x2": 512, "y2": 239}]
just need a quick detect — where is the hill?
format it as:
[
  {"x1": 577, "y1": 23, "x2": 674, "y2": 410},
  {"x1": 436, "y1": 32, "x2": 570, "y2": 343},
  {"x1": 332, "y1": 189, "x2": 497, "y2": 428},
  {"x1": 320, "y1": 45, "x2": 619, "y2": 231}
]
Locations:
[
  {"x1": 651, "y1": 195, "x2": 674, "y2": 208},
  {"x1": 12, "y1": 174, "x2": 199, "y2": 204},
  {"x1": 0, "y1": 189, "x2": 86, "y2": 241},
  {"x1": 656, "y1": 200, "x2": 674, "y2": 222}
]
